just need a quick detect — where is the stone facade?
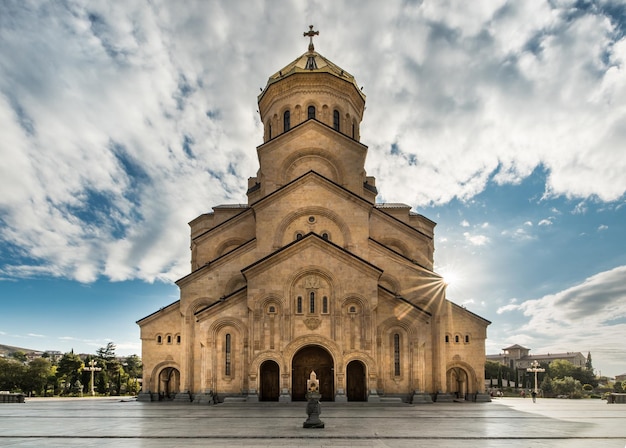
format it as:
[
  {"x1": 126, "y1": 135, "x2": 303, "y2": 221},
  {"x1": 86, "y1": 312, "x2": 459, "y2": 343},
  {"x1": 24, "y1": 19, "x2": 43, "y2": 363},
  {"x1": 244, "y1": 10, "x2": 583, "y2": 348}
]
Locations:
[{"x1": 137, "y1": 34, "x2": 490, "y2": 403}]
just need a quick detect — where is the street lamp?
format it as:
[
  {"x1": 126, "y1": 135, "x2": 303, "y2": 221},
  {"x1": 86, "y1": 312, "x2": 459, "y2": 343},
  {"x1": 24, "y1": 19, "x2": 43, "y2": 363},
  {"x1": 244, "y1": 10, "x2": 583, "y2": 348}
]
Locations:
[{"x1": 526, "y1": 360, "x2": 545, "y2": 394}]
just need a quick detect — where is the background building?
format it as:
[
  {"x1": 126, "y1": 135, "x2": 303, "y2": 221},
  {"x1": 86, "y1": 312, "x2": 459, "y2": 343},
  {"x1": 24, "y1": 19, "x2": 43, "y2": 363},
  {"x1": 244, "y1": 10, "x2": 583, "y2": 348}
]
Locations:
[{"x1": 487, "y1": 344, "x2": 586, "y2": 371}]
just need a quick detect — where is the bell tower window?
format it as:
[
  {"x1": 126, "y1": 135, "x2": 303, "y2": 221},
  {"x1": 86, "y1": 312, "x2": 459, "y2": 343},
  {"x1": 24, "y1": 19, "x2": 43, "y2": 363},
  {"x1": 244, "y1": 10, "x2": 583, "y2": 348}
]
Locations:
[
  {"x1": 308, "y1": 106, "x2": 316, "y2": 120},
  {"x1": 284, "y1": 110, "x2": 290, "y2": 132},
  {"x1": 333, "y1": 110, "x2": 340, "y2": 131}
]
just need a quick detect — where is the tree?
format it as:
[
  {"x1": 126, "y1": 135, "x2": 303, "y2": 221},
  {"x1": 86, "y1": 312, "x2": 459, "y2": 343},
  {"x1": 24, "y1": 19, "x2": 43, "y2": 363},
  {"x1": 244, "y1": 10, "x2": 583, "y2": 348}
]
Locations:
[
  {"x1": 96, "y1": 342, "x2": 122, "y2": 395},
  {"x1": 23, "y1": 358, "x2": 53, "y2": 396},
  {"x1": 552, "y1": 376, "x2": 582, "y2": 398},
  {"x1": 540, "y1": 375, "x2": 553, "y2": 395},
  {"x1": 548, "y1": 360, "x2": 576, "y2": 379},
  {"x1": 10, "y1": 351, "x2": 27, "y2": 363},
  {"x1": 97, "y1": 342, "x2": 116, "y2": 360},
  {"x1": 585, "y1": 352, "x2": 593, "y2": 372},
  {"x1": 0, "y1": 358, "x2": 27, "y2": 392},
  {"x1": 56, "y1": 351, "x2": 84, "y2": 395},
  {"x1": 124, "y1": 355, "x2": 142, "y2": 395},
  {"x1": 615, "y1": 381, "x2": 623, "y2": 393}
]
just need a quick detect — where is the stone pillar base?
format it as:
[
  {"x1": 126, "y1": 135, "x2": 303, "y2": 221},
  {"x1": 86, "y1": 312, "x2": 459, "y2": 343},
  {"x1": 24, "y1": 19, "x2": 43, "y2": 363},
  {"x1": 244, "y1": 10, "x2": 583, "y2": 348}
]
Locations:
[
  {"x1": 367, "y1": 389, "x2": 381, "y2": 402},
  {"x1": 193, "y1": 392, "x2": 215, "y2": 405},
  {"x1": 173, "y1": 391, "x2": 192, "y2": 402},
  {"x1": 475, "y1": 393, "x2": 492, "y2": 402},
  {"x1": 137, "y1": 392, "x2": 153, "y2": 402},
  {"x1": 435, "y1": 392, "x2": 454, "y2": 402},
  {"x1": 411, "y1": 391, "x2": 433, "y2": 404}
]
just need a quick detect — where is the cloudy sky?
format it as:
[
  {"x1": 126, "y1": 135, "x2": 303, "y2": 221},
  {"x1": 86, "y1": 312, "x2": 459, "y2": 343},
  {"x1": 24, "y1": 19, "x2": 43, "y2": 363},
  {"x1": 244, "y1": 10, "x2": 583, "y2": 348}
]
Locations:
[{"x1": 1, "y1": 0, "x2": 625, "y2": 377}]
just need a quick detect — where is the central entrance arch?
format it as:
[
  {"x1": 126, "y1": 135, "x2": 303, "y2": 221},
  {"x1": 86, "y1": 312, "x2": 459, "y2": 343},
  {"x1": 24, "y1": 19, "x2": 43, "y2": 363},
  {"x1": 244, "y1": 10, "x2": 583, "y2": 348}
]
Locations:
[
  {"x1": 260, "y1": 360, "x2": 280, "y2": 401},
  {"x1": 292, "y1": 345, "x2": 334, "y2": 401}
]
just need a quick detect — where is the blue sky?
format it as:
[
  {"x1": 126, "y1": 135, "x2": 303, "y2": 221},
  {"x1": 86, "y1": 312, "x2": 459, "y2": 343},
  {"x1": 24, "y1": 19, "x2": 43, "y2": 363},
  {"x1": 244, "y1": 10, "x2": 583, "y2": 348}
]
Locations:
[{"x1": 1, "y1": 1, "x2": 625, "y2": 377}]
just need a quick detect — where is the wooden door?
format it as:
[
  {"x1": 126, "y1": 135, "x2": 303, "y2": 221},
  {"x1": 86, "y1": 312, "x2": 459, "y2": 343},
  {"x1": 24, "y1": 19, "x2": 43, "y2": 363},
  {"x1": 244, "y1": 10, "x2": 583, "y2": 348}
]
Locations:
[
  {"x1": 260, "y1": 360, "x2": 279, "y2": 401},
  {"x1": 292, "y1": 346, "x2": 334, "y2": 401},
  {"x1": 346, "y1": 360, "x2": 366, "y2": 401}
]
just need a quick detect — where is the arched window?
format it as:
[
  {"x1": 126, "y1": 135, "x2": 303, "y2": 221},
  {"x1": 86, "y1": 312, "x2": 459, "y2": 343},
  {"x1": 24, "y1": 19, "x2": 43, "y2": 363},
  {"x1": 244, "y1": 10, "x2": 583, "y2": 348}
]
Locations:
[
  {"x1": 349, "y1": 305, "x2": 356, "y2": 314},
  {"x1": 176, "y1": 335, "x2": 181, "y2": 344},
  {"x1": 322, "y1": 232, "x2": 329, "y2": 240},
  {"x1": 157, "y1": 335, "x2": 162, "y2": 344},
  {"x1": 297, "y1": 296, "x2": 303, "y2": 314},
  {"x1": 268, "y1": 305, "x2": 276, "y2": 314},
  {"x1": 322, "y1": 296, "x2": 328, "y2": 314},
  {"x1": 455, "y1": 335, "x2": 460, "y2": 343},
  {"x1": 296, "y1": 232, "x2": 303, "y2": 240},
  {"x1": 167, "y1": 335, "x2": 172, "y2": 344},
  {"x1": 445, "y1": 335, "x2": 449, "y2": 343},
  {"x1": 393, "y1": 333, "x2": 401, "y2": 376},
  {"x1": 268, "y1": 123, "x2": 272, "y2": 139},
  {"x1": 333, "y1": 110, "x2": 340, "y2": 131},
  {"x1": 309, "y1": 292, "x2": 315, "y2": 313},
  {"x1": 465, "y1": 335, "x2": 470, "y2": 343},
  {"x1": 283, "y1": 110, "x2": 290, "y2": 132},
  {"x1": 308, "y1": 105, "x2": 316, "y2": 120},
  {"x1": 225, "y1": 334, "x2": 232, "y2": 376}
]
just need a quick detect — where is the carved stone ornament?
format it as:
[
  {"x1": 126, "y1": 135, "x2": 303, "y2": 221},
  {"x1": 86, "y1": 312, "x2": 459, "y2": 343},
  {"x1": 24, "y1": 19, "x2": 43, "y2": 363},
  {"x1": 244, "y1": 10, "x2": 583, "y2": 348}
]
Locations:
[
  {"x1": 303, "y1": 275, "x2": 321, "y2": 289},
  {"x1": 304, "y1": 317, "x2": 321, "y2": 330}
]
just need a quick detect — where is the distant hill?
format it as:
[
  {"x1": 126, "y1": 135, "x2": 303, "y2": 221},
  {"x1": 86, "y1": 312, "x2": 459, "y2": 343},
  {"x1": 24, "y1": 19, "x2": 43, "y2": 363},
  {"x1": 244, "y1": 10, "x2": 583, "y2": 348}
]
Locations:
[{"x1": 0, "y1": 344, "x2": 41, "y2": 355}]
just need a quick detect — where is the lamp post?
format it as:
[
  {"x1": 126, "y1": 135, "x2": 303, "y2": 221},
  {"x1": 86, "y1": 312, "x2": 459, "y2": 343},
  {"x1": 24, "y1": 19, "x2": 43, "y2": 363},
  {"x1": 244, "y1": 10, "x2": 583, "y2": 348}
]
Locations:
[
  {"x1": 526, "y1": 360, "x2": 545, "y2": 394},
  {"x1": 84, "y1": 359, "x2": 102, "y2": 396}
]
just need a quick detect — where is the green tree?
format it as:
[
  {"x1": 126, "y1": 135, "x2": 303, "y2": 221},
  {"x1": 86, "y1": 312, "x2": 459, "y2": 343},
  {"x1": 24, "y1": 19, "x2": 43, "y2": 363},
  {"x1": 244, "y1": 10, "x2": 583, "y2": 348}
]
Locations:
[
  {"x1": 540, "y1": 375, "x2": 553, "y2": 395},
  {"x1": 484, "y1": 361, "x2": 501, "y2": 379},
  {"x1": 23, "y1": 358, "x2": 53, "y2": 396},
  {"x1": 548, "y1": 360, "x2": 576, "y2": 379},
  {"x1": 552, "y1": 376, "x2": 582, "y2": 398},
  {"x1": 0, "y1": 358, "x2": 27, "y2": 392},
  {"x1": 615, "y1": 381, "x2": 623, "y2": 392},
  {"x1": 10, "y1": 351, "x2": 27, "y2": 363},
  {"x1": 585, "y1": 352, "x2": 593, "y2": 371},
  {"x1": 97, "y1": 342, "x2": 120, "y2": 395},
  {"x1": 56, "y1": 351, "x2": 84, "y2": 395},
  {"x1": 124, "y1": 355, "x2": 142, "y2": 395}
]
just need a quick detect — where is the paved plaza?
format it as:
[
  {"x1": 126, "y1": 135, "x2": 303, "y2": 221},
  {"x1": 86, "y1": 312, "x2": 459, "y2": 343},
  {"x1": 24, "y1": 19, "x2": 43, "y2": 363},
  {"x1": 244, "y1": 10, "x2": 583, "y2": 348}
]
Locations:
[{"x1": 1, "y1": 396, "x2": 625, "y2": 447}]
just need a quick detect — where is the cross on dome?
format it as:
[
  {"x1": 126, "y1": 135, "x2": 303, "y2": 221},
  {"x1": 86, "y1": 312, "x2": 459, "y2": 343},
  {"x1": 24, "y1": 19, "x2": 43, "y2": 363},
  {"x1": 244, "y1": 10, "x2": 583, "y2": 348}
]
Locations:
[{"x1": 303, "y1": 25, "x2": 319, "y2": 52}]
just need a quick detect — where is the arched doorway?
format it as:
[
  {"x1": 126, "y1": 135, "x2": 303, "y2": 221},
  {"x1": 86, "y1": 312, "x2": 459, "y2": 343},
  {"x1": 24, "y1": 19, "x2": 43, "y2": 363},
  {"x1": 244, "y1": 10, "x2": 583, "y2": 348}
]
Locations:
[
  {"x1": 346, "y1": 360, "x2": 366, "y2": 401},
  {"x1": 447, "y1": 367, "x2": 469, "y2": 400},
  {"x1": 158, "y1": 367, "x2": 180, "y2": 400},
  {"x1": 260, "y1": 360, "x2": 280, "y2": 401},
  {"x1": 292, "y1": 345, "x2": 334, "y2": 401}
]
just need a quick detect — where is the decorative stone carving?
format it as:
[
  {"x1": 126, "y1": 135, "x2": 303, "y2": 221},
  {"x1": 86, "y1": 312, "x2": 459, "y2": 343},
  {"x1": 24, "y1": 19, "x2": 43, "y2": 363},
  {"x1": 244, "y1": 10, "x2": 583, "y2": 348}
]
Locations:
[{"x1": 304, "y1": 317, "x2": 321, "y2": 330}]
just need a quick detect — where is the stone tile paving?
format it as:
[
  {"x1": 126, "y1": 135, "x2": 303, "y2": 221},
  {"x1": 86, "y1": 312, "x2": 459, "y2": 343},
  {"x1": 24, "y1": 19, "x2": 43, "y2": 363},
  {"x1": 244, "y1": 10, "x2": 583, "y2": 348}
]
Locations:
[{"x1": 0, "y1": 397, "x2": 624, "y2": 447}]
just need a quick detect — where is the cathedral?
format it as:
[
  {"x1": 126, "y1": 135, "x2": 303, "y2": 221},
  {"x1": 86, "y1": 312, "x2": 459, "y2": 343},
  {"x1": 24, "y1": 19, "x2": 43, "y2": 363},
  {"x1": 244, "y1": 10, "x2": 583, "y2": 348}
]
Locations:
[{"x1": 137, "y1": 27, "x2": 490, "y2": 403}]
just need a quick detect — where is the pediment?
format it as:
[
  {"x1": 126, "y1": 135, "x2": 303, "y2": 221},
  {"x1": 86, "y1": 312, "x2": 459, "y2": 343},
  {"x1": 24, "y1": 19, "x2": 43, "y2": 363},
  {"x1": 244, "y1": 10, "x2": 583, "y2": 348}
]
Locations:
[{"x1": 241, "y1": 232, "x2": 382, "y2": 281}]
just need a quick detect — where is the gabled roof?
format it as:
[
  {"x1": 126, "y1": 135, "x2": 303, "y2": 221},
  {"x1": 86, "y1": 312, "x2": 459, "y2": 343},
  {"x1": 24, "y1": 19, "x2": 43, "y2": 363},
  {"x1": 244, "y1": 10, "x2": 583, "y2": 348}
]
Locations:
[
  {"x1": 504, "y1": 344, "x2": 529, "y2": 350},
  {"x1": 136, "y1": 300, "x2": 180, "y2": 325},
  {"x1": 241, "y1": 231, "x2": 383, "y2": 279},
  {"x1": 378, "y1": 284, "x2": 431, "y2": 319},
  {"x1": 449, "y1": 300, "x2": 492, "y2": 326}
]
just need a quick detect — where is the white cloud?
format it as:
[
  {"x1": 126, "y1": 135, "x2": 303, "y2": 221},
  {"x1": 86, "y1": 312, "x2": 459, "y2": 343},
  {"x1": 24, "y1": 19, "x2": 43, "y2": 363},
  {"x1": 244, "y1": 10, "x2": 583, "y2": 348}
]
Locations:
[
  {"x1": 461, "y1": 220, "x2": 470, "y2": 227},
  {"x1": 598, "y1": 224, "x2": 608, "y2": 231},
  {"x1": 463, "y1": 232, "x2": 490, "y2": 246},
  {"x1": 500, "y1": 266, "x2": 626, "y2": 374},
  {"x1": 1, "y1": 1, "x2": 625, "y2": 283},
  {"x1": 538, "y1": 219, "x2": 553, "y2": 226}
]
